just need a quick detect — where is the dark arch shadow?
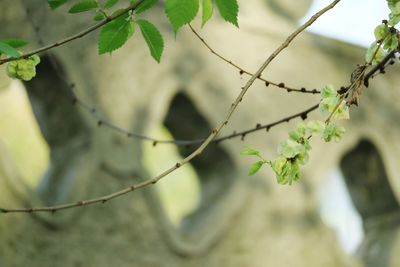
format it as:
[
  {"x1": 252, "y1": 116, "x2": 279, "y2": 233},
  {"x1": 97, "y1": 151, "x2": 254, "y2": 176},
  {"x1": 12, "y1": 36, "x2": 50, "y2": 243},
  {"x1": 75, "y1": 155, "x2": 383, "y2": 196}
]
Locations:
[
  {"x1": 340, "y1": 139, "x2": 399, "y2": 220},
  {"x1": 340, "y1": 139, "x2": 400, "y2": 267},
  {"x1": 163, "y1": 92, "x2": 237, "y2": 233},
  {"x1": 23, "y1": 54, "x2": 91, "y2": 208}
]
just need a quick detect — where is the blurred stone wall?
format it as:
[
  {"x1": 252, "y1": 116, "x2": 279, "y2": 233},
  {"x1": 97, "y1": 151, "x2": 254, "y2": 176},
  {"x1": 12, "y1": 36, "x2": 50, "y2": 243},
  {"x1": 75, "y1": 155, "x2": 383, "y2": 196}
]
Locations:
[{"x1": 0, "y1": 0, "x2": 399, "y2": 266}]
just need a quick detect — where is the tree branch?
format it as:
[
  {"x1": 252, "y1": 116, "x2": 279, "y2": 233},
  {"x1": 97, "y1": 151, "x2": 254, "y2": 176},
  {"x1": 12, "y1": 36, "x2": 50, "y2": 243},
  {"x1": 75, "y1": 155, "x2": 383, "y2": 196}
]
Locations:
[
  {"x1": 364, "y1": 50, "x2": 397, "y2": 87},
  {"x1": 188, "y1": 24, "x2": 320, "y2": 95},
  {"x1": 0, "y1": 0, "x2": 145, "y2": 65},
  {"x1": 0, "y1": 0, "x2": 341, "y2": 213}
]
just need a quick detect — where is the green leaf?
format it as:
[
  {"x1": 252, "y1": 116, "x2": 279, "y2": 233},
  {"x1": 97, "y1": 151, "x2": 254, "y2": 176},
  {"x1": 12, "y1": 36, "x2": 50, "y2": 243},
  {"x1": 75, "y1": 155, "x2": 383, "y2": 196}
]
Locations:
[
  {"x1": 277, "y1": 139, "x2": 304, "y2": 159},
  {"x1": 6, "y1": 55, "x2": 41, "y2": 81},
  {"x1": 322, "y1": 123, "x2": 345, "y2": 142},
  {"x1": 306, "y1": 120, "x2": 325, "y2": 136},
  {"x1": 215, "y1": 0, "x2": 239, "y2": 27},
  {"x1": 69, "y1": 0, "x2": 98, "y2": 13},
  {"x1": 374, "y1": 23, "x2": 389, "y2": 41},
  {"x1": 321, "y1": 84, "x2": 337, "y2": 98},
  {"x1": 365, "y1": 41, "x2": 385, "y2": 64},
  {"x1": 389, "y1": 13, "x2": 400, "y2": 26},
  {"x1": 390, "y1": 1, "x2": 400, "y2": 15},
  {"x1": 165, "y1": 0, "x2": 199, "y2": 32},
  {"x1": 104, "y1": 0, "x2": 119, "y2": 8},
  {"x1": 127, "y1": 21, "x2": 135, "y2": 39},
  {"x1": 202, "y1": 0, "x2": 213, "y2": 27},
  {"x1": 383, "y1": 34, "x2": 399, "y2": 51},
  {"x1": 319, "y1": 96, "x2": 338, "y2": 116},
  {"x1": 136, "y1": 0, "x2": 159, "y2": 14},
  {"x1": 272, "y1": 156, "x2": 287, "y2": 176},
  {"x1": 334, "y1": 101, "x2": 350, "y2": 120},
  {"x1": 273, "y1": 159, "x2": 300, "y2": 185},
  {"x1": 1, "y1": 39, "x2": 28, "y2": 49},
  {"x1": 240, "y1": 147, "x2": 260, "y2": 156},
  {"x1": 388, "y1": 0, "x2": 400, "y2": 12},
  {"x1": 98, "y1": 13, "x2": 132, "y2": 54},
  {"x1": 0, "y1": 42, "x2": 20, "y2": 58},
  {"x1": 248, "y1": 161, "x2": 265, "y2": 176},
  {"x1": 93, "y1": 12, "x2": 106, "y2": 21},
  {"x1": 48, "y1": 0, "x2": 69, "y2": 9},
  {"x1": 136, "y1": 19, "x2": 164, "y2": 62}
]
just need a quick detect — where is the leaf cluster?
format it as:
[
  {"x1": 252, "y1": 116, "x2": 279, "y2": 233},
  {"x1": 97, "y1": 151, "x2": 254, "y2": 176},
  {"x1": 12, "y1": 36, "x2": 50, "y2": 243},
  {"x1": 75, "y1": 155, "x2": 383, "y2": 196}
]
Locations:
[
  {"x1": 46, "y1": 0, "x2": 239, "y2": 62},
  {"x1": 366, "y1": 2, "x2": 400, "y2": 64},
  {"x1": 241, "y1": 85, "x2": 348, "y2": 185}
]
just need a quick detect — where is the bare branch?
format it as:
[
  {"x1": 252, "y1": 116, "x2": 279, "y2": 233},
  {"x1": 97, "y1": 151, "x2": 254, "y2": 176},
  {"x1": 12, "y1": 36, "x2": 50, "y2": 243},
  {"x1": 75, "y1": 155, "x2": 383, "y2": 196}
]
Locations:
[
  {"x1": 189, "y1": 24, "x2": 320, "y2": 95},
  {"x1": 0, "y1": 0, "x2": 341, "y2": 214}
]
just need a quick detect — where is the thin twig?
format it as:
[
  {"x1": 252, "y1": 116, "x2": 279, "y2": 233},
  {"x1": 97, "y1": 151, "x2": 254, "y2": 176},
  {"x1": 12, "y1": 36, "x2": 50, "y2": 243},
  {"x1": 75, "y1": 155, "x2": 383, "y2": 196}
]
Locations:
[
  {"x1": 189, "y1": 24, "x2": 320, "y2": 95},
  {"x1": 0, "y1": 0, "x2": 145, "y2": 65},
  {"x1": 325, "y1": 34, "x2": 390, "y2": 124},
  {"x1": 0, "y1": 0, "x2": 341, "y2": 213}
]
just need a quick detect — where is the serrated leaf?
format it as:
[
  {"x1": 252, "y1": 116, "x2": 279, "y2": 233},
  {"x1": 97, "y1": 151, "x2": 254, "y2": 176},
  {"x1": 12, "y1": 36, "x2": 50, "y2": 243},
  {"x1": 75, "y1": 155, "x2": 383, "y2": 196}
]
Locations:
[
  {"x1": 48, "y1": 0, "x2": 69, "y2": 9},
  {"x1": 215, "y1": 0, "x2": 238, "y2": 27},
  {"x1": 202, "y1": 0, "x2": 213, "y2": 27},
  {"x1": 98, "y1": 13, "x2": 131, "y2": 54},
  {"x1": 1, "y1": 39, "x2": 28, "y2": 49},
  {"x1": 69, "y1": 0, "x2": 98, "y2": 13},
  {"x1": 136, "y1": 0, "x2": 159, "y2": 14},
  {"x1": 104, "y1": 0, "x2": 119, "y2": 8},
  {"x1": 136, "y1": 19, "x2": 164, "y2": 62},
  {"x1": 0, "y1": 42, "x2": 20, "y2": 58},
  {"x1": 165, "y1": 0, "x2": 199, "y2": 32},
  {"x1": 248, "y1": 161, "x2": 264, "y2": 176}
]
